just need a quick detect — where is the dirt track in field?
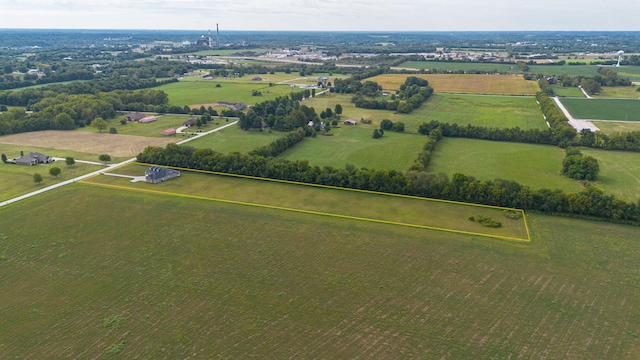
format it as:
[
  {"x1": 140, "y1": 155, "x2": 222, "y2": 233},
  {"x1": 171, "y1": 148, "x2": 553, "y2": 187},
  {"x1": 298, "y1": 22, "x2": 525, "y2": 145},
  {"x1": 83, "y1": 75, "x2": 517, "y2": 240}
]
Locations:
[{"x1": 0, "y1": 131, "x2": 178, "y2": 157}]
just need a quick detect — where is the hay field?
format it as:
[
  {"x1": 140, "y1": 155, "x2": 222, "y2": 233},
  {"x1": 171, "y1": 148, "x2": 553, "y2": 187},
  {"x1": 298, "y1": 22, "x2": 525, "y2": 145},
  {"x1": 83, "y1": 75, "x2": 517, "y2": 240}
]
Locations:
[
  {"x1": 1, "y1": 185, "x2": 640, "y2": 358},
  {"x1": 0, "y1": 131, "x2": 176, "y2": 157},
  {"x1": 367, "y1": 74, "x2": 540, "y2": 95}
]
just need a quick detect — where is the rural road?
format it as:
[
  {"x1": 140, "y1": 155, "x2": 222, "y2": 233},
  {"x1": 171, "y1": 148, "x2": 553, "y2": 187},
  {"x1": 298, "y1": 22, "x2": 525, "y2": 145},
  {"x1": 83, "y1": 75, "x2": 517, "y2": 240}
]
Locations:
[
  {"x1": 578, "y1": 86, "x2": 593, "y2": 99},
  {"x1": 0, "y1": 120, "x2": 238, "y2": 208},
  {"x1": 552, "y1": 97, "x2": 600, "y2": 132}
]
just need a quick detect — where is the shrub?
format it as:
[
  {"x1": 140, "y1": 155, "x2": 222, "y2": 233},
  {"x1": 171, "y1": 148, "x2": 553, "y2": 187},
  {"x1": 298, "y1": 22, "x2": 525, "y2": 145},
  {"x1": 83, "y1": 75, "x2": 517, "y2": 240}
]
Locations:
[
  {"x1": 120, "y1": 119, "x2": 127, "y2": 125},
  {"x1": 477, "y1": 215, "x2": 502, "y2": 228},
  {"x1": 504, "y1": 210, "x2": 523, "y2": 220},
  {"x1": 373, "y1": 129, "x2": 381, "y2": 139},
  {"x1": 109, "y1": 127, "x2": 117, "y2": 134}
]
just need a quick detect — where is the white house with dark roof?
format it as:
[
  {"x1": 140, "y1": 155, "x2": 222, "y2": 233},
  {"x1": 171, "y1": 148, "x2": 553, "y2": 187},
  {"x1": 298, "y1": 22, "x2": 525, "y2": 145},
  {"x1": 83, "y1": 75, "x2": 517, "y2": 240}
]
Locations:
[{"x1": 13, "y1": 152, "x2": 54, "y2": 166}]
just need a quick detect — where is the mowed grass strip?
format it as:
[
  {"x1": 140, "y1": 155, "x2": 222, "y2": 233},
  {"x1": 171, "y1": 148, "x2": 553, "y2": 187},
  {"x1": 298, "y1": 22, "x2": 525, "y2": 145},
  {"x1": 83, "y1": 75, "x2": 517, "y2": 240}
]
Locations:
[
  {"x1": 155, "y1": 81, "x2": 296, "y2": 107},
  {"x1": 366, "y1": 74, "x2": 540, "y2": 95},
  {"x1": 592, "y1": 121, "x2": 640, "y2": 134},
  {"x1": 559, "y1": 98, "x2": 640, "y2": 121},
  {"x1": 77, "y1": 114, "x2": 228, "y2": 138},
  {"x1": 581, "y1": 148, "x2": 640, "y2": 202},
  {"x1": 279, "y1": 127, "x2": 427, "y2": 172},
  {"x1": 428, "y1": 138, "x2": 583, "y2": 193},
  {"x1": 1, "y1": 186, "x2": 640, "y2": 358},
  {"x1": 185, "y1": 125, "x2": 286, "y2": 154},
  {"x1": 0, "y1": 161, "x2": 104, "y2": 201},
  {"x1": 88, "y1": 163, "x2": 529, "y2": 241}
]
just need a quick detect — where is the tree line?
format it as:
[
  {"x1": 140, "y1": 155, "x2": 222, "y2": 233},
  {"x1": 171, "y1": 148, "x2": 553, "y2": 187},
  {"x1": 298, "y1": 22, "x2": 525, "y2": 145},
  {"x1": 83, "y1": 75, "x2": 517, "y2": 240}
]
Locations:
[{"x1": 136, "y1": 143, "x2": 640, "y2": 225}]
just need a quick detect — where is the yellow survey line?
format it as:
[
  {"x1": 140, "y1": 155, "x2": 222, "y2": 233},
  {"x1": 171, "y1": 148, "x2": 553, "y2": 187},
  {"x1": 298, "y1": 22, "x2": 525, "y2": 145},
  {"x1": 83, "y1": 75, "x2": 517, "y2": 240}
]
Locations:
[
  {"x1": 80, "y1": 179, "x2": 530, "y2": 243},
  {"x1": 522, "y1": 210, "x2": 532, "y2": 242}
]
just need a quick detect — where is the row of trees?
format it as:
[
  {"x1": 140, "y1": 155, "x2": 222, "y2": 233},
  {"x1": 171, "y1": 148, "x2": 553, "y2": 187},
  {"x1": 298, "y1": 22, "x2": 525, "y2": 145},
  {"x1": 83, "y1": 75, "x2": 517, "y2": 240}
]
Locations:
[
  {"x1": 249, "y1": 128, "x2": 307, "y2": 157},
  {"x1": 136, "y1": 143, "x2": 640, "y2": 225}
]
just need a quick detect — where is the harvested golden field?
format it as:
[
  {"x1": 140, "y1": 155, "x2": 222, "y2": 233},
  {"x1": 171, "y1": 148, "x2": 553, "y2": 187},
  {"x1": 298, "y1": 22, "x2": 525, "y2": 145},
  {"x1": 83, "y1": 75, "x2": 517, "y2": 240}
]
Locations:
[
  {"x1": 368, "y1": 74, "x2": 540, "y2": 95},
  {"x1": 0, "y1": 131, "x2": 177, "y2": 157}
]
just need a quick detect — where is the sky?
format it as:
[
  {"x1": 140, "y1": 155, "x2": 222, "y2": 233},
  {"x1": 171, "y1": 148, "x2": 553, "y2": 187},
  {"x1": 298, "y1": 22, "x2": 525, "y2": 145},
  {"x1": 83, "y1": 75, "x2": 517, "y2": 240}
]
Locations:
[{"x1": 0, "y1": 0, "x2": 639, "y2": 31}]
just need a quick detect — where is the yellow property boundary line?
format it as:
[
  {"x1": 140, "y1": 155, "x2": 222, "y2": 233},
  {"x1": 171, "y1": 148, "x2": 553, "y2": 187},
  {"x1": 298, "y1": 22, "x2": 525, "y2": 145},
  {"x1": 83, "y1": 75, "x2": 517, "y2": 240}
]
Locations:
[{"x1": 81, "y1": 162, "x2": 531, "y2": 243}]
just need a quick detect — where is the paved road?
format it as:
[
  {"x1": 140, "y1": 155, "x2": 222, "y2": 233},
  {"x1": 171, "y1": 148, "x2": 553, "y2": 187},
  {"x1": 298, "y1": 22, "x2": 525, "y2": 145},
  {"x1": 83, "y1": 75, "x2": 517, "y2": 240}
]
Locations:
[{"x1": 0, "y1": 120, "x2": 238, "y2": 208}]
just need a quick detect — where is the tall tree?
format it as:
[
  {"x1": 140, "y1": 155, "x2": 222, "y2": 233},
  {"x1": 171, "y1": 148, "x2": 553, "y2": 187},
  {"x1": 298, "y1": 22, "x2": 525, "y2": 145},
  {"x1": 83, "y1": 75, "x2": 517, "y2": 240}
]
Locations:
[
  {"x1": 99, "y1": 154, "x2": 111, "y2": 163},
  {"x1": 91, "y1": 117, "x2": 108, "y2": 133}
]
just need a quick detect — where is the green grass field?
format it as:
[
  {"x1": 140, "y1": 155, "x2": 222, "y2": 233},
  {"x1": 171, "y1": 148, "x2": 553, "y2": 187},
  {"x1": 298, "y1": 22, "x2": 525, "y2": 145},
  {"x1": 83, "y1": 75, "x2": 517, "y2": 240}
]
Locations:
[
  {"x1": 77, "y1": 114, "x2": 224, "y2": 138},
  {"x1": 0, "y1": 143, "x2": 129, "y2": 163},
  {"x1": 304, "y1": 93, "x2": 547, "y2": 132},
  {"x1": 155, "y1": 81, "x2": 296, "y2": 107},
  {"x1": 560, "y1": 98, "x2": 640, "y2": 121},
  {"x1": 0, "y1": 161, "x2": 104, "y2": 202},
  {"x1": 89, "y1": 164, "x2": 529, "y2": 240},
  {"x1": 185, "y1": 125, "x2": 286, "y2": 153},
  {"x1": 1, "y1": 185, "x2": 640, "y2": 358},
  {"x1": 181, "y1": 71, "x2": 345, "y2": 85},
  {"x1": 550, "y1": 85, "x2": 584, "y2": 97},
  {"x1": 581, "y1": 148, "x2": 640, "y2": 202},
  {"x1": 594, "y1": 85, "x2": 640, "y2": 98},
  {"x1": 428, "y1": 138, "x2": 583, "y2": 193},
  {"x1": 592, "y1": 121, "x2": 640, "y2": 134},
  {"x1": 279, "y1": 127, "x2": 428, "y2": 172}
]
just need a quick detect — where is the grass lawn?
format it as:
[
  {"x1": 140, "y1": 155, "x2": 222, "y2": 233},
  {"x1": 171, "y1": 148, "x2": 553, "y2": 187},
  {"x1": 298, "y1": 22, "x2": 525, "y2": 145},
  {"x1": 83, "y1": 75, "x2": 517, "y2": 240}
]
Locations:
[
  {"x1": 185, "y1": 124, "x2": 285, "y2": 153},
  {"x1": 155, "y1": 81, "x2": 296, "y2": 107},
  {"x1": 1, "y1": 185, "x2": 640, "y2": 358},
  {"x1": 279, "y1": 126, "x2": 427, "y2": 172},
  {"x1": 304, "y1": 93, "x2": 547, "y2": 132},
  {"x1": 0, "y1": 142, "x2": 128, "y2": 163},
  {"x1": 428, "y1": 138, "x2": 583, "y2": 193},
  {"x1": 367, "y1": 74, "x2": 539, "y2": 95},
  {"x1": 560, "y1": 98, "x2": 640, "y2": 121},
  {"x1": 581, "y1": 148, "x2": 640, "y2": 202},
  {"x1": 551, "y1": 85, "x2": 584, "y2": 97},
  {"x1": 91, "y1": 164, "x2": 528, "y2": 240},
  {"x1": 0, "y1": 161, "x2": 104, "y2": 201}
]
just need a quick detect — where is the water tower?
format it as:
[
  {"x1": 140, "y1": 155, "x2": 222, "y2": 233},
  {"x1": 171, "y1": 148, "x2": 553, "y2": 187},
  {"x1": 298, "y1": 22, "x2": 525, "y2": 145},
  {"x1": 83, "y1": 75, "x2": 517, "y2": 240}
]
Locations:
[{"x1": 616, "y1": 50, "x2": 624, "y2": 67}]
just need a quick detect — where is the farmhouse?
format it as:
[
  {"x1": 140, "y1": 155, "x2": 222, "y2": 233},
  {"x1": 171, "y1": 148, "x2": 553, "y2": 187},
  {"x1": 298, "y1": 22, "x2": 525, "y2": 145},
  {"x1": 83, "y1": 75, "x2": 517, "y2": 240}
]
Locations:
[
  {"x1": 145, "y1": 166, "x2": 180, "y2": 184},
  {"x1": 14, "y1": 152, "x2": 54, "y2": 166},
  {"x1": 183, "y1": 118, "x2": 197, "y2": 127},
  {"x1": 139, "y1": 116, "x2": 158, "y2": 123},
  {"x1": 343, "y1": 119, "x2": 357, "y2": 126},
  {"x1": 124, "y1": 113, "x2": 145, "y2": 122},
  {"x1": 218, "y1": 102, "x2": 247, "y2": 111},
  {"x1": 160, "y1": 128, "x2": 176, "y2": 136}
]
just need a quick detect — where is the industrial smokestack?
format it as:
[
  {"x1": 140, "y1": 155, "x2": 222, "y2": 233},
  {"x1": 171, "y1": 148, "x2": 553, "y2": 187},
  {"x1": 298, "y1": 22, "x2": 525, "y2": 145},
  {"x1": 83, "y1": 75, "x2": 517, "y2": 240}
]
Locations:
[
  {"x1": 216, "y1": 24, "x2": 220, "y2": 49},
  {"x1": 208, "y1": 29, "x2": 213, "y2": 48}
]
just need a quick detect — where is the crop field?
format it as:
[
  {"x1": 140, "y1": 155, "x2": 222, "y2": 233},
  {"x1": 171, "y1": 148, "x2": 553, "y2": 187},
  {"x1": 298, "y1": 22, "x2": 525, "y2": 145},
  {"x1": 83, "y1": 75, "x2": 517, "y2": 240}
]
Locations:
[
  {"x1": 0, "y1": 130, "x2": 174, "y2": 158},
  {"x1": 87, "y1": 164, "x2": 529, "y2": 241},
  {"x1": 366, "y1": 74, "x2": 539, "y2": 95},
  {"x1": 399, "y1": 61, "x2": 519, "y2": 73},
  {"x1": 560, "y1": 98, "x2": 640, "y2": 121},
  {"x1": 1, "y1": 185, "x2": 640, "y2": 358},
  {"x1": 279, "y1": 127, "x2": 428, "y2": 172},
  {"x1": 185, "y1": 48, "x2": 273, "y2": 56},
  {"x1": 580, "y1": 148, "x2": 640, "y2": 202},
  {"x1": 155, "y1": 81, "x2": 295, "y2": 107},
  {"x1": 428, "y1": 138, "x2": 583, "y2": 193},
  {"x1": 303, "y1": 93, "x2": 547, "y2": 131},
  {"x1": 0, "y1": 161, "x2": 103, "y2": 202},
  {"x1": 592, "y1": 120, "x2": 640, "y2": 134},
  {"x1": 186, "y1": 125, "x2": 286, "y2": 154}
]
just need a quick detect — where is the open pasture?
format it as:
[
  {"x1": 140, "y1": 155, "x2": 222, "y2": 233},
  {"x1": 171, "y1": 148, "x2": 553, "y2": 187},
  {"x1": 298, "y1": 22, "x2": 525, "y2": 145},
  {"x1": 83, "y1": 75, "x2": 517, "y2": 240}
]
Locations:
[
  {"x1": 186, "y1": 125, "x2": 286, "y2": 154},
  {"x1": 594, "y1": 85, "x2": 640, "y2": 98},
  {"x1": 560, "y1": 98, "x2": 640, "y2": 121},
  {"x1": 155, "y1": 81, "x2": 295, "y2": 107},
  {"x1": 592, "y1": 120, "x2": 640, "y2": 134},
  {"x1": 279, "y1": 127, "x2": 428, "y2": 172},
  {"x1": 0, "y1": 161, "x2": 103, "y2": 202},
  {"x1": 580, "y1": 148, "x2": 640, "y2": 202},
  {"x1": 89, "y1": 163, "x2": 529, "y2": 241},
  {"x1": 303, "y1": 93, "x2": 547, "y2": 131},
  {"x1": 550, "y1": 85, "x2": 584, "y2": 97},
  {"x1": 428, "y1": 138, "x2": 583, "y2": 193},
  {"x1": 181, "y1": 71, "x2": 345, "y2": 85},
  {"x1": 367, "y1": 74, "x2": 539, "y2": 95},
  {"x1": 1, "y1": 186, "x2": 640, "y2": 358},
  {"x1": 0, "y1": 130, "x2": 174, "y2": 158}
]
